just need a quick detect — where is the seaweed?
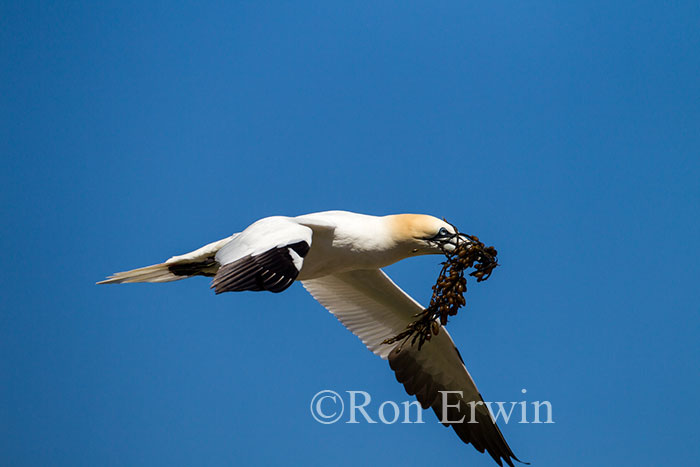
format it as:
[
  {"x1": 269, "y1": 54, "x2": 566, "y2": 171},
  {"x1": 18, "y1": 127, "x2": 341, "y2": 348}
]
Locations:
[{"x1": 383, "y1": 223, "x2": 498, "y2": 350}]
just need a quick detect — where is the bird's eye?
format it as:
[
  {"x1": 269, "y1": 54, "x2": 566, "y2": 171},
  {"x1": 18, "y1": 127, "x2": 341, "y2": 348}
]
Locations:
[{"x1": 426, "y1": 227, "x2": 451, "y2": 241}]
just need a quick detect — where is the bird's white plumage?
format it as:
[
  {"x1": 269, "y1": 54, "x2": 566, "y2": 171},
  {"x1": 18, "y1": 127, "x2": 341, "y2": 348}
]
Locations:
[
  {"x1": 97, "y1": 235, "x2": 236, "y2": 284},
  {"x1": 165, "y1": 235, "x2": 237, "y2": 264},
  {"x1": 302, "y1": 269, "x2": 419, "y2": 358},
  {"x1": 98, "y1": 210, "x2": 521, "y2": 466},
  {"x1": 215, "y1": 217, "x2": 313, "y2": 265}
]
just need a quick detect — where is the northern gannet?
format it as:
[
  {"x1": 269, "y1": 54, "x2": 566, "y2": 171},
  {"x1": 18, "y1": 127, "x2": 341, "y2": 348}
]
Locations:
[{"x1": 99, "y1": 210, "x2": 524, "y2": 466}]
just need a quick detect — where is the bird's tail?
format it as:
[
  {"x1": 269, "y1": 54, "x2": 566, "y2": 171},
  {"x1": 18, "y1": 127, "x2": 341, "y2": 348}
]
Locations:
[{"x1": 97, "y1": 234, "x2": 236, "y2": 285}]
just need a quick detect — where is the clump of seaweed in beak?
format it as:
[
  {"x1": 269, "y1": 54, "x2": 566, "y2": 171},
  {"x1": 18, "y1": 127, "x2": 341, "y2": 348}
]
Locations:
[{"x1": 383, "y1": 222, "x2": 498, "y2": 350}]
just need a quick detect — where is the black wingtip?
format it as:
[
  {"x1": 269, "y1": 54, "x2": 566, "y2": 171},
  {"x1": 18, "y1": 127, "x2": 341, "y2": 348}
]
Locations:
[{"x1": 498, "y1": 444, "x2": 529, "y2": 466}]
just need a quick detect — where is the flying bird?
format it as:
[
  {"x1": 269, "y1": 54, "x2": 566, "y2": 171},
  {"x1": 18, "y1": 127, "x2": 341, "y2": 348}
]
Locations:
[{"x1": 99, "y1": 210, "x2": 525, "y2": 466}]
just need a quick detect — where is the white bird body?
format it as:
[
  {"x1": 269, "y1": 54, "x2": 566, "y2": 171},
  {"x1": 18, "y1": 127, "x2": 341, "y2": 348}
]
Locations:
[
  {"x1": 99, "y1": 210, "x2": 523, "y2": 467},
  {"x1": 295, "y1": 211, "x2": 425, "y2": 279}
]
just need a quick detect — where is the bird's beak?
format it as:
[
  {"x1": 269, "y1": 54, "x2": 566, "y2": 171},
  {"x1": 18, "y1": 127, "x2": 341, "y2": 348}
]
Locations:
[
  {"x1": 442, "y1": 233, "x2": 472, "y2": 252},
  {"x1": 431, "y1": 232, "x2": 472, "y2": 253}
]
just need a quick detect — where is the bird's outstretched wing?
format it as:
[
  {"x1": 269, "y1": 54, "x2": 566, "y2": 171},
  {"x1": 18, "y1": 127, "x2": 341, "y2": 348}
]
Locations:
[
  {"x1": 212, "y1": 217, "x2": 312, "y2": 294},
  {"x1": 388, "y1": 338, "x2": 525, "y2": 467},
  {"x1": 302, "y1": 269, "x2": 524, "y2": 466},
  {"x1": 302, "y1": 269, "x2": 416, "y2": 358},
  {"x1": 98, "y1": 216, "x2": 312, "y2": 292}
]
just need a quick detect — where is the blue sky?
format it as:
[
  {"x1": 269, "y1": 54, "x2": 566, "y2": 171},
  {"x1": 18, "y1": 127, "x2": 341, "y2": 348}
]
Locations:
[{"x1": 1, "y1": 1, "x2": 699, "y2": 466}]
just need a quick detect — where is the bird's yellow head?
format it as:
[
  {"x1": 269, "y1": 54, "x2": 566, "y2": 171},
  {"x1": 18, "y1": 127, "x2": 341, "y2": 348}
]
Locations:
[{"x1": 386, "y1": 214, "x2": 466, "y2": 255}]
